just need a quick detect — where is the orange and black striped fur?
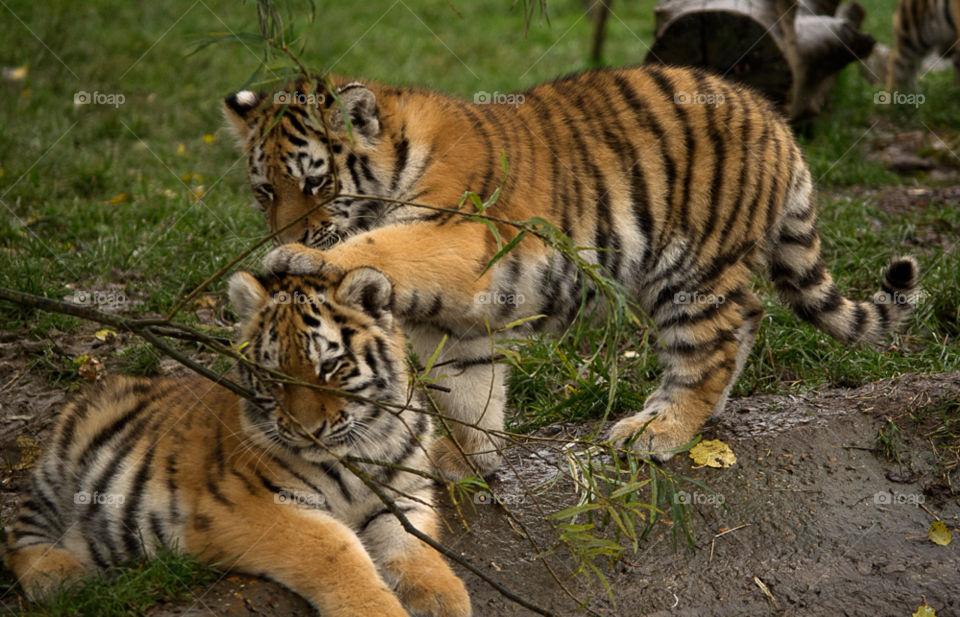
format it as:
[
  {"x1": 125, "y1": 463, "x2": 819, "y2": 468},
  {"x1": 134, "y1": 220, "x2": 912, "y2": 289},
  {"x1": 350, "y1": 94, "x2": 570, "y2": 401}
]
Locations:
[
  {"x1": 4, "y1": 269, "x2": 470, "y2": 617},
  {"x1": 887, "y1": 0, "x2": 960, "y2": 89},
  {"x1": 223, "y1": 66, "x2": 919, "y2": 479}
]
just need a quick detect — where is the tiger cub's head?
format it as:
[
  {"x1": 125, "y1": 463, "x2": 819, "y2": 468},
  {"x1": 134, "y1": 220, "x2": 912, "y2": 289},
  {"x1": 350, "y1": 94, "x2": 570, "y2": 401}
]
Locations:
[
  {"x1": 227, "y1": 266, "x2": 418, "y2": 461},
  {"x1": 222, "y1": 79, "x2": 385, "y2": 249}
]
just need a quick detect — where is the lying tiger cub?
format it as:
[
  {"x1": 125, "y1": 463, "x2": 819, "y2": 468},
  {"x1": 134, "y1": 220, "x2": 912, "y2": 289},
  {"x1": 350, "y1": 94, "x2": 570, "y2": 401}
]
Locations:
[
  {"x1": 5, "y1": 268, "x2": 471, "y2": 617},
  {"x1": 223, "y1": 66, "x2": 919, "y2": 480}
]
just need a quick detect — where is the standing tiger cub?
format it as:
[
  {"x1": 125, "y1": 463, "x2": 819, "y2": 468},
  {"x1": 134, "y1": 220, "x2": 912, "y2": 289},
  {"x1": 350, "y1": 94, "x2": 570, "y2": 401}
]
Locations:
[
  {"x1": 223, "y1": 66, "x2": 919, "y2": 480},
  {"x1": 4, "y1": 269, "x2": 471, "y2": 617},
  {"x1": 887, "y1": 0, "x2": 960, "y2": 89}
]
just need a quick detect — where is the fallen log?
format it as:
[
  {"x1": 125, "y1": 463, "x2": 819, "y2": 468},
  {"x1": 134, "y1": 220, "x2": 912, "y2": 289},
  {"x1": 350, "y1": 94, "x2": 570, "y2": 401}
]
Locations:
[{"x1": 644, "y1": 0, "x2": 876, "y2": 119}]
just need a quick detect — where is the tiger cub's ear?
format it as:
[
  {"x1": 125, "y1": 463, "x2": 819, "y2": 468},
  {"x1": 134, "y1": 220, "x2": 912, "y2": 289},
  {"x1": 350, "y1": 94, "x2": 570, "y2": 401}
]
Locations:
[
  {"x1": 328, "y1": 83, "x2": 380, "y2": 140},
  {"x1": 336, "y1": 267, "x2": 393, "y2": 326},
  {"x1": 229, "y1": 272, "x2": 269, "y2": 321},
  {"x1": 222, "y1": 91, "x2": 267, "y2": 144}
]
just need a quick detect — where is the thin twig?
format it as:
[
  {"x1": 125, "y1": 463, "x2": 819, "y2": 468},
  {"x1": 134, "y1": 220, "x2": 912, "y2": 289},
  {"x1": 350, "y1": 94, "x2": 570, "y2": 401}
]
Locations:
[{"x1": 709, "y1": 524, "x2": 751, "y2": 564}]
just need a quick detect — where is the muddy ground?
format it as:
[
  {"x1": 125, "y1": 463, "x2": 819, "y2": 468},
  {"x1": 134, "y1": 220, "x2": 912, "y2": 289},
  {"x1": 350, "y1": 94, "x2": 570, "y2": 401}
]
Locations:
[{"x1": 0, "y1": 324, "x2": 957, "y2": 616}]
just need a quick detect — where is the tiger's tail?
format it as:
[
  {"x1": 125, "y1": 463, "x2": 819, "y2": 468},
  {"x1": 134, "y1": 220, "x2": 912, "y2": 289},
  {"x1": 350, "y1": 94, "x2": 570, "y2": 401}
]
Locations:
[{"x1": 768, "y1": 165, "x2": 919, "y2": 345}]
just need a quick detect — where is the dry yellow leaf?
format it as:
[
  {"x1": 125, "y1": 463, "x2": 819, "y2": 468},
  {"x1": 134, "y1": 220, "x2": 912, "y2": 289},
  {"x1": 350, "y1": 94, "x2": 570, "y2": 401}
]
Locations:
[
  {"x1": 690, "y1": 439, "x2": 737, "y2": 468},
  {"x1": 107, "y1": 193, "x2": 127, "y2": 205},
  {"x1": 928, "y1": 521, "x2": 952, "y2": 546},
  {"x1": 94, "y1": 329, "x2": 117, "y2": 342},
  {"x1": 913, "y1": 605, "x2": 936, "y2": 617}
]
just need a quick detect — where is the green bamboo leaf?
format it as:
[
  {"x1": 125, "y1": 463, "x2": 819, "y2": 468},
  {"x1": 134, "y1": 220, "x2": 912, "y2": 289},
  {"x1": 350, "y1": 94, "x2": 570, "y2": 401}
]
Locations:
[
  {"x1": 481, "y1": 186, "x2": 501, "y2": 211},
  {"x1": 467, "y1": 216, "x2": 503, "y2": 252},
  {"x1": 550, "y1": 503, "x2": 604, "y2": 520},
  {"x1": 458, "y1": 191, "x2": 480, "y2": 208},
  {"x1": 498, "y1": 314, "x2": 546, "y2": 332},
  {"x1": 469, "y1": 192, "x2": 483, "y2": 212},
  {"x1": 587, "y1": 562, "x2": 615, "y2": 604},
  {"x1": 609, "y1": 480, "x2": 651, "y2": 499},
  {"x1": 478, "y1": 229, "x2": 525, "y2": 278},
  {"x1": 422, "y1": 335, "x2": 447, "y2": 375}
]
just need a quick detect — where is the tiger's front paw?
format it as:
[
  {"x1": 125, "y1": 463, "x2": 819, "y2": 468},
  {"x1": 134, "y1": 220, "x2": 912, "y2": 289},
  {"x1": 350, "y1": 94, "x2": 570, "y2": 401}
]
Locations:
[
  {"x1": 263, "y1": 243, "x2": 325, "y2": 275},
  {"x1": 397, "y1": 565, "x2": 471, "y2": 617},
  {"x1": 608, "y1": 411, "x2": 696, "y2": 463}
]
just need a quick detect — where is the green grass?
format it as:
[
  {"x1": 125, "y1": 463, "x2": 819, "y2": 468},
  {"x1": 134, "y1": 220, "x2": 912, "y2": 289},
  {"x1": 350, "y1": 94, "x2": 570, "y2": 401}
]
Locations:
[{"x1": 0, "y1": 545, "x2": 219, "y2": 617}]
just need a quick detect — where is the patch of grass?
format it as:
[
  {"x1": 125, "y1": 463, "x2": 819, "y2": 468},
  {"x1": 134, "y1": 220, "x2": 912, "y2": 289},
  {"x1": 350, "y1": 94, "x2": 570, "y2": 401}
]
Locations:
[
  {"x1": 909, "y1": 397, "x2": 960, "y2": 470},
  {"x1": 506, "y1": 330, "x2": 654, "y2": 432},
  {"x1": 0, "y1": 544, "x2": 220, "y2": 617},
  {"x1": 876, "y1": 418, "x2": 904, "y2": 463},
  {"x1": 33, "y1": 345, "x2": 82, "y2": 390},
  {"x1": 209, "y1": 352, "x2": 235, "y2": 377},
  {"x1": 114, "y1": 343, "x2": 165, "y2": 378},
  {"x1": 800, "y1": 65, "x2": 960, "y2": 188}
]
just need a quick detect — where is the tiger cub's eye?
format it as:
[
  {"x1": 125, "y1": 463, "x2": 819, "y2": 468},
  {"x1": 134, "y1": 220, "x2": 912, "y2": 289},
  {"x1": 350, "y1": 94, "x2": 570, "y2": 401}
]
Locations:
[
  {"x1": 304, "y1": 176, "x2": 328, "y2": 193},
  {"x1": 319, "y1": 360, "x2": 339, "y2": 376}
]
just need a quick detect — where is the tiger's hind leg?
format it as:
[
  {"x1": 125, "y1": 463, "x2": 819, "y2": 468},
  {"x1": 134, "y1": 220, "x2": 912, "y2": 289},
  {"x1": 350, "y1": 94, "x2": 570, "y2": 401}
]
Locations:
[
  {"x1": 886, "y1": 7, "x2": 930, "y2": 90},
  {"x1": 5, "y1": 545, "x2": 88, "y2": 602},
  {"x1": 711, "y1": 289, "x2": 764, "y2": 419},
  {"x1": 609, "y1": 280, "x2": 753, "y2": 461}
]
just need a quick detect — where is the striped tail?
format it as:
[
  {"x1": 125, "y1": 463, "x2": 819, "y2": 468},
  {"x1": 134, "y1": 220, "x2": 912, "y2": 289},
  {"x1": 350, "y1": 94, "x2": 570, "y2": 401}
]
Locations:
[{"x1": 770, "y1": 171, "x2": 919, "y2": 345}]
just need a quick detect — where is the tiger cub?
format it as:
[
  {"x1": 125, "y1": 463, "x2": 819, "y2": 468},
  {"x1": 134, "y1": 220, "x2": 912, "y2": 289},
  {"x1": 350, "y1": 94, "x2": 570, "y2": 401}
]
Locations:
[
  {"x1": 4, "y1": 269, "x2": 471, "y2": 617},
  {"x1": 887, "y1": 0, "x2": 960, "y2": 89},
  {"x1": 223, "y1": 66, "x2": 920, "y2": 480}
]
